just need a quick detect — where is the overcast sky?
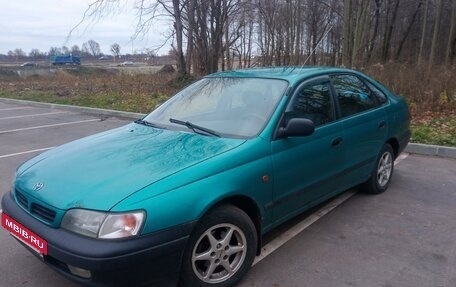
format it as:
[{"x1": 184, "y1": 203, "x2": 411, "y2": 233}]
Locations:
[{"x1": 0, "y1": 0, "x2": 171, "y2": 55}]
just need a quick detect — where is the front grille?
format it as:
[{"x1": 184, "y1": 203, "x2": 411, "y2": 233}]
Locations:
[
  {"x1": 15, "y1": 191, "x2": 28, "y2": 208},
  {"x1": 31, "y1": 203, "x2": 56, "y2": 223},
  {"x1": 14, "y1": 188, "x2": 58, "y2": 225}
]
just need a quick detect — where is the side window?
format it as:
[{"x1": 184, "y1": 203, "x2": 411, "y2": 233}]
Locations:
[
  {"x1": 332, "y1": 75, "x2": 378, "y2": 117},
  {"x1": 365, "y1": 81, "x2": 388, "y2": 105},
  {"x1": 285, "y1": 82, "x2": 335, "y2": 127}
]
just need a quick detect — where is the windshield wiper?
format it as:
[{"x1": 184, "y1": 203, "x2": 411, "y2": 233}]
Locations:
[
  {"x1": 134, "y1": 119, "x2": 160, "y2": 128},
  {"x1": 169, "y1": 118, "x2": 220, "y2": 137}
]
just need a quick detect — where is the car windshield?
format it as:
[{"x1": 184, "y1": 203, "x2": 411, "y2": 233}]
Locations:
[{"x1": 143, "y1": 77, "x2": 288, "y2": 138}]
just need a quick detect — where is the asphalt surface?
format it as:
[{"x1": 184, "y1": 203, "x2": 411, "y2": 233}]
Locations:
[
  {"x1": 0, "y1": 102, "x2": 129, "y2": 287},
  {"x1": 239, "y1": 153, "x2": 456, "y2": 287},
  {"x1": 1, "y1": 102, "x2": 456, "y2": 287}
]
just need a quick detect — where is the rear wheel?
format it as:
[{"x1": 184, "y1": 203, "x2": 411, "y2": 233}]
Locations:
[
  {"x1": 179, "y1": 205, "x2": 257, "y2": 287},
  {"x1": 363, "y1": 143, "x2": 394, "y2": 194}
]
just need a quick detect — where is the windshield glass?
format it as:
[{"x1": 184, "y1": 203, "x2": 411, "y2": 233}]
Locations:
[{"x1": 144, "y1": 77, "x2": 288, "y2": 138}]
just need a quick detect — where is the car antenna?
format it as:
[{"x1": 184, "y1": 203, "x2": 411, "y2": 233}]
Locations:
[{"x1": 293, "y1": 24, "x2": 334, "y2": 73}]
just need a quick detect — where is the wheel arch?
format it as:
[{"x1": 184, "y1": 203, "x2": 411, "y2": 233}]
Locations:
[
  {"x1": 200, "y1": 195, "x2": 263, "y2": 255},
  {"x1": 386, "y1": 137, "x2": 399, "y2": 159}
]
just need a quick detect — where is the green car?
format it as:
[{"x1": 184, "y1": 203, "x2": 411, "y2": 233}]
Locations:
[{"x1": 1, "y1": 67, "x2": 410, "y2": 287}]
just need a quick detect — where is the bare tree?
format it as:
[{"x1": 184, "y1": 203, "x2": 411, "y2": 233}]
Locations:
[
  {"x1": 82, "y1": 40, "x2": 101, "y2": 57},
  {"x1": 61, "y1": 46, "x2": 70, "y2": 55},
  {"x1": 13, "y1": 48, "x2": 26, "y2": 61},
  {"x1": 72, "y1": 0, "x2": 455, "y2": 76},
  {"x1": 49, "y1": 46, "x2": 62, "y2": 56},
  {"x1": 110, "y1": 43, "x2": 121, "y2": 59},
  {"x1": 71, "y1": 45, "x2": 81, "y2": 55},
  {"x1": 29, "y1": 49, "x2": 41, "y2": 58}
]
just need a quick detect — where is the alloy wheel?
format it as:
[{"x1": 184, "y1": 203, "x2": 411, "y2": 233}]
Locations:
[
  {"x1": 191, "y1": 223, "x2": 247, "y2": 284},
  {"x1": 377, "y1": 151, "x2": 393, "y2": 187}
]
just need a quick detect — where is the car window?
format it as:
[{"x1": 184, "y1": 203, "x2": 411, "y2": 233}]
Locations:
[
  {"x1": 144, "y1": 77, "x2": 288, "y2": 138},
  {"x1": 331, "y1": 74, "x2": 378, "y2": 117},
  {"x1": 285, "y1": 81, "x2": 335, "y2": 127},
  {"x1": 365, "y1": 80, "x2": 388, "y2": 105}
]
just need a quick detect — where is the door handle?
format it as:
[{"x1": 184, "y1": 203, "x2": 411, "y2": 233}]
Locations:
[
  {"x1": 378, "y1": 120, "x2": 386, "y2": 129},
  {"x1": 331, "y1": 137, "x2": 343, "y2": 147}
]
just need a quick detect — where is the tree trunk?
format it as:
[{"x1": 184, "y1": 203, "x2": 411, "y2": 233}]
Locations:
[
  {"x1": 429, "y1": 0, "x2": 443, "y2": 65},
  {"x1": 382, "y1": 0, "x2": 400, "y2": 62},
  {"x1": 445, "y1": 0, "x2": 456, "y2": 65},
  {"x1": 172, "y1": 0, "x2": 186, "y2": 75},
  {"x1": 185, "y1": 0, "x2": 196, "y2": 74},
  {"x1": 351, "y1": 0, "x2": 370, "y2": 67},
  {"x1": 294, "y1": 0, "x2": 302, "y2": 65},
  {"x1": 418, "y1": 0, "x2": 429, "y2": 65},
  {"x1": 342, "y1": 0, "x2": 351, "y2": 67},
  {"x1": 395, "y1": 1, "x2": 423, "y2": 60},
  {"x1": 367, "y1": 0, "x2": 381, "y2": 62},
  {"x1": 224, "y1": 13, "x2": 230, "y2": 70}
]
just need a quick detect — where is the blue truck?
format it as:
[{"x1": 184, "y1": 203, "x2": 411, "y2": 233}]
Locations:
[{"x1": 50, "y1": 55, "x2": 81, "y2": 65}]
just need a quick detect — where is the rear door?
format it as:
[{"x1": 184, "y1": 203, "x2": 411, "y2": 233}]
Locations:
[
  {"x1": 271, "y1": 76, "x2": 346, "y2": 222},
  {"x1": 330, "y1": 74, "x2": 388, "y2": 186}
]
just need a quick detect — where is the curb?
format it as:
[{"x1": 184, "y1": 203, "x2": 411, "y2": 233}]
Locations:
[
  {"x1": 405, "y1": 143, "x2": 456, "y2": 159},
  {"x1": 0, "y1": 98, "x2": 146, "y2": 120},
  {"x1": 1, "y1": 97, "x2": 455, "y2": 159}
]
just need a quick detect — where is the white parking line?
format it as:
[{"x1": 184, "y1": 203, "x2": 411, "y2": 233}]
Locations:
[
  {"x1": 0, "y1": 119, "x2": 99, "y2": 134},
  {"x1": 253, "y1": 152, "x2": 410, "y2": 265},
  {"x1": 396, "y1": 152, "x2": 409, "y2": 164},
  {"x1": 0, "y1": 111, "x2": 68, "y2": 120},
  {"x1": 0, "y1": 107, "x2": 33, "y2": 111},
  {"x1": 0, "y1": 147, "x2": 55, "y2": 159}
]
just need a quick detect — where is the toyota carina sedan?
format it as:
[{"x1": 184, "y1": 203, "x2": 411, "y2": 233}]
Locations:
[{"x1": 2, "y1": 67, "x2": 410, "y2": 287}]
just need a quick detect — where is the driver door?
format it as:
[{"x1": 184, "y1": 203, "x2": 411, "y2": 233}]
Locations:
[{"x1": 271, "y1": 76, "x2": 346, "y2": 222}]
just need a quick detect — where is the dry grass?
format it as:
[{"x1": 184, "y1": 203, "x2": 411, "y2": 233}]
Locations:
[
  {"x1": 363, "y1": 63, "x2": 456, "y2": 116},
  {"x1": 0, "y1": 67, "x2": 190, "y2": 113},
  {"x1": 364, "y1": 63, "x2": 456, "y2": 146}
]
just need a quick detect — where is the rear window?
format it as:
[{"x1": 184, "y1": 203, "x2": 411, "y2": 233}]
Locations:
[{"x1": 331, "y1": 75, "x2": 379, "y2": 117}]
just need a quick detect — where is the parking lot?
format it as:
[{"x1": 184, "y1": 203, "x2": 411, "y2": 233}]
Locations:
[{"x1": 1, "y1": 101, "x2": 456, "y2": 287}]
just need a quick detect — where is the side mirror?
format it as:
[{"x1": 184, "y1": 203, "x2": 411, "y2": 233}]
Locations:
[{"x1": 277, "y1": 118, "x2": 315, "y2": 138}]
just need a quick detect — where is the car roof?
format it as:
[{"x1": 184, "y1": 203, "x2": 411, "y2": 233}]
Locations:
[{"x1": 207, "y1": 66, "x2": 361, "y2": 85}]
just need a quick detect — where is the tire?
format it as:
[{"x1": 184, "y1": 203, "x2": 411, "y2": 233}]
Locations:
[
  {"x1": 363, "y1": 143, "x2": 395, "y2": 194},
  {"x1": 179, "y1": 205, "x2": 257, "y2": 287}
]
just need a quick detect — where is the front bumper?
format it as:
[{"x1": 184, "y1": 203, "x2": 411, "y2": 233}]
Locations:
[{"x1": 2, "y1": 191, "x2": 196, "y2": 287}]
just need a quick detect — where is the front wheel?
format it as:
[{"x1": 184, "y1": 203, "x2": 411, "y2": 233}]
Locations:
[
  {"x1": 179, "y1": 205, "x2": 257, "y2": 287},
  {"x1": 363, "y1": 143, "x2": 394, "y2": 194}
]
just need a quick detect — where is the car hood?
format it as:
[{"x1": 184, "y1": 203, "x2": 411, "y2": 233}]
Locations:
[{"x1": 15, "y1": 123, "x2": 245, "y2": 211}]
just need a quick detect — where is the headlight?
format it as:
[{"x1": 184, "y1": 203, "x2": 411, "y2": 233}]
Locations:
[
  {"x1": 99, "y1": 213, "x2": 144, "y2": 239},
  {"x1": 61, "y1": 209, "x2": 145, "y2": 239}
]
